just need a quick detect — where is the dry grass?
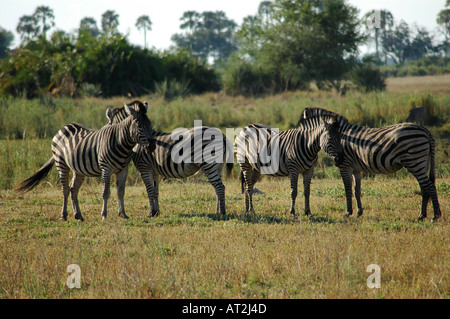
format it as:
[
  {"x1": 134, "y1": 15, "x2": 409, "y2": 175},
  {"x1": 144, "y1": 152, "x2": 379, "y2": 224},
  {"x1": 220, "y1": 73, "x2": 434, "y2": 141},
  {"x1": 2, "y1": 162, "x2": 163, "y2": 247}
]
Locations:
[
  {"x1": 0, "y1": 175, "x2": 448, "y2": 299},
  {"x1": 386, "y1": 75, "x2": 450, "y2": 94}
]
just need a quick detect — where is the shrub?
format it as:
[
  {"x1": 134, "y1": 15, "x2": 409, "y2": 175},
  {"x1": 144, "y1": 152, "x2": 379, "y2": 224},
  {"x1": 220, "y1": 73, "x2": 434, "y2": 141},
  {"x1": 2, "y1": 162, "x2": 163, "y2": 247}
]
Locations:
[
  {"x1": 350, "y1": 63, "x2": 386, "y2": 93},
  {"x1": 408, "y1": 93, "x2": 442, "y2": 126},
  {"x1": 221, "y1": 56, "x2": 273, "y2": 97}
]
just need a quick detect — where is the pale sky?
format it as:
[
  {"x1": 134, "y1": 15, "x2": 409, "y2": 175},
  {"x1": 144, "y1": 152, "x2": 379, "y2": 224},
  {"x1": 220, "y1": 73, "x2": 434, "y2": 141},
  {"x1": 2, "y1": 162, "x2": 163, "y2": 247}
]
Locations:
[{"x1": 0, "y1": 0, "x2": 447, "y2": 53}]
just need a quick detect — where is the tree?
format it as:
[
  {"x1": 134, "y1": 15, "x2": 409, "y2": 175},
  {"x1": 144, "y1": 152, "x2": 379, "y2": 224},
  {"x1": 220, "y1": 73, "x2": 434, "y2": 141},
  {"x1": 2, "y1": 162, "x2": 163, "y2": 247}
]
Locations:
[
  {"x1": 364, "y1": 9, "x2": 394, "y2": 64},
  {"x1": 261, "y1": 0, "x2": 363, "y2": 92},
  {"x1": 408, "y1": 26, "x2": 437, "y2": 60},
  {"x1": 135, "y1": 15, "x2": 152, "y2": 48},
  {"x1": 101, "y1": 10, "x2": 120, "y2": 36},
  {"x1": 16, "y1": 15, "x2": 39, "y2": 43},
  {"x1": 171, "y1": 10, "x2": 237, "y2": 64},
  {"x1": 33, "y1": 6, "x2": 55, "y2": 41},
  {"x1": 258, "y1": 1, "x2": 274, "y2": 26},
  {"x1": 383, "y1": 21, "x2": 437, "y2": 64},
  {"x1": 0, "y1": 27, "x2": 14, "y2": 58},
  {"x1": 79, "y1": 17, "x2": 100, "y2": 38},
  {"x1": 180, "y1": 11, "x2": 200, "y2": 31},
  {"x1": 382, "y1": 20, "x2": 411, "y2": 64},
  {"x1": 437, "y1": 0, "x2": 450, "y2": 57}
]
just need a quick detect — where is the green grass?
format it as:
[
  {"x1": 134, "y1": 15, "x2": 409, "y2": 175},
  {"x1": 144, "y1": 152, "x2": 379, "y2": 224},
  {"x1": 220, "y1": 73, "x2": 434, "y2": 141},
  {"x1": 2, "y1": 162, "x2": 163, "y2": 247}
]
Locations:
[
  {"x1": 0, "y1": 84, "x2": 449, "y2": 299},
  {"x1": 0, "y1": 176, "x2": 448, "y2": 299}
]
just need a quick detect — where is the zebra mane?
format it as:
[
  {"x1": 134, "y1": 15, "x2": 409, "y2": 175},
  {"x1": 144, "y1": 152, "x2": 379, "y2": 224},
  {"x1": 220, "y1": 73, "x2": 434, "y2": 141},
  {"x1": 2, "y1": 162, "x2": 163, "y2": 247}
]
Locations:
[
  {"x1": 106, "y1": 100, "x2": 149, "y2": 125},
  {"x1": 296, "y1": 110, "x2": 340, "y2": 131},
  {"x1": 298, "y1": 107, "x2": 349, "y2": 128}
]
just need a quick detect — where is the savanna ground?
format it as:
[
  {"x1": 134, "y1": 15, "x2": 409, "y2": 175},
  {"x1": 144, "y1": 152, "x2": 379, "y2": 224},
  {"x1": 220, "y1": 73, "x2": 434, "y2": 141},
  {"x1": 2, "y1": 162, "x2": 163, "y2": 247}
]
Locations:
[
  {"x1": 0, "y1": 176, "x2": 449, "y2": 299},
  {"x1": 0, "y1": 75, "x2": 449, "y2": 299}
]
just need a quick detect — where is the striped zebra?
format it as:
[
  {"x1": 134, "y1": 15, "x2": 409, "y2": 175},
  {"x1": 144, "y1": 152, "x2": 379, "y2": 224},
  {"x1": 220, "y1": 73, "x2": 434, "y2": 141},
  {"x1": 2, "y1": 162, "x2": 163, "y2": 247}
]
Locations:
[
  {"x1": 106, "y1": 106, "x2": 234, "y2": 216},
  {"x1": 16, "y1": 100, "x2": 155, "y2": 221},
  {"x1": 301, "y1": 107, "x2": 442, "y2": 222},
  {"x1": 234, "y1": 114, "x2": 343, "y2": 218}
]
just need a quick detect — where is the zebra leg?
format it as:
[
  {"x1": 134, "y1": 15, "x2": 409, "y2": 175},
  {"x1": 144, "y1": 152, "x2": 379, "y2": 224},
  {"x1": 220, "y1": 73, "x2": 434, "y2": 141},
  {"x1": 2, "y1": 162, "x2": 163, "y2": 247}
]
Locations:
[
  {"x1": 70, "y1": 173, "x2": 85, "y2": 221},
  {"x1": 302, "y1": 169, "x2": 314, "y2": 217},
  {"x1": 140, "y1": 169, "x2": 159, "y2": 217},
  {"x1": 406, "y1": 166, "x2": 441, "y2": 222},
  {"x1": 340, "y1": 167, "x2": 354, "y2": 217},
  {"x1": 116, "y1": 167, "x2": 129, "y2": 219},
  {"x1": 56, "y1": 163, "x2": 70, "y2": 221},
  {"x1": 354, "y1": 171, "x2": 364, "y2": 217},
  {"x1": 153, "y1": 175, "x2": 160, "y2": 216},
  {"x1": 288, "y1": 170, "x2": 300, "y2": 218},
  {"x1": 100, "y1": 167, "x2": 112, "y2": 221},
  {"x1": 241, "y1": 167, "x2": 252, "y2": 213},
  {"x1": 202, "y1": 164, "x2": 226, "y2": 215},
  {"x1": 429, "y1": 185, "x2": 442, "y2": 222},
  {"x1": 243, "y1": 168, "x2": 257, "y2": 213}
]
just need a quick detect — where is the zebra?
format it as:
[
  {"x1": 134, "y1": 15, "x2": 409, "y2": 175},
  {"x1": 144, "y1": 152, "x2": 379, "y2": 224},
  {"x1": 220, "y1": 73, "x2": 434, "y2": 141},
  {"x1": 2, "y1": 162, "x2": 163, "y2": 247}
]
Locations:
[
  {"x1": 234, "y1": 114, "x2": 344, "y2": 218},
  {"x1": 16, "y1": 100, "x2": 156, "y2": 221},
  {"x1": 301, "y1": 107, "x2": 442, "y2": 222},
  {"x1": 106, "y1": 106, "x2": 234, "y2": 217}
]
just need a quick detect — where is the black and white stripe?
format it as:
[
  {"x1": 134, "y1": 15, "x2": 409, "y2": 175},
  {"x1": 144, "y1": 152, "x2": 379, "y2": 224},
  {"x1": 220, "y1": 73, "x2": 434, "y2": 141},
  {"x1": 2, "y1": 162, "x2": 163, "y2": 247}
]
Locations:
[
  {"x1": 302, "y1": 107, "x2": 442, "y2": 222},
  {"x1": 16, "y1": 100, "x2": 155, "y2": 221},
  {"x1": 234, "y1": 115, "x2": 343, "y2": 217},
  {"x1": 107, "y1": 107, "x2": 233, "y2": 217}
]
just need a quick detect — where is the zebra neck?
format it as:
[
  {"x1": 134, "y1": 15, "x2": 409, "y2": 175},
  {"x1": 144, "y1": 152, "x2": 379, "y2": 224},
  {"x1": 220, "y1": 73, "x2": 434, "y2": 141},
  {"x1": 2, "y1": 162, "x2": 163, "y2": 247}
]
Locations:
[
  {"x1": 115, "y1": 117, "x2": 137, "y2": 149},
  {"x1": 340, "y1": 122, "x2": 371, "y2": 139},
  {"x1": 292, "y1": 126, "x2": 322, "y2": 154}
]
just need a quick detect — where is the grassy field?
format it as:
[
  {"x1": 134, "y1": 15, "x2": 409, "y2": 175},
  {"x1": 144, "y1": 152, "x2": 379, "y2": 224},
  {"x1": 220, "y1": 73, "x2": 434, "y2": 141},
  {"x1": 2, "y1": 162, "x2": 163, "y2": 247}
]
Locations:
[
  {"x1": 0, "y1": 175, "x2": 448, "y2": 299},
  {"x1": 0, "y1": 76, "x2": 449, "y2": 299}
]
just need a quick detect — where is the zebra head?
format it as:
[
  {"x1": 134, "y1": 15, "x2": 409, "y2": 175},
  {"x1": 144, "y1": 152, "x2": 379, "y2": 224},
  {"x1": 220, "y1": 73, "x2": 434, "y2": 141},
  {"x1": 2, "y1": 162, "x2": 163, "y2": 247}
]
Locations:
[
  {"x1": 122, "y1": 101, "x2": 156, "y2": 152},
  {"x1": 319, "y1": 116, "x2": 344, "y2": 166}
]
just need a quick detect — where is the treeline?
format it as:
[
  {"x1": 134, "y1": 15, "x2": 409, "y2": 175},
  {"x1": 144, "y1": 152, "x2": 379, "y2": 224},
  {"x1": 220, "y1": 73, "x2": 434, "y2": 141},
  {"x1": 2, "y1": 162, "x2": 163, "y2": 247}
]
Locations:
[{"x1": 0, "y1": 0, "x2": 449, "y2": 98}]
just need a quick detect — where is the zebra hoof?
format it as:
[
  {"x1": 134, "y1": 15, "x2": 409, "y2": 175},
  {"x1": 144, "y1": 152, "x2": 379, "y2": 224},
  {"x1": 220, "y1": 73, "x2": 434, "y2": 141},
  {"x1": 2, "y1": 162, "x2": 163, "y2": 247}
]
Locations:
[
  {"x1": 119, "y1": 213, "x2": 129, "y2": 219},
  {"x1": 431, "y1": 215, "x2": 441, "y2": 223},
  {"x1": 74, "y1": 214, "x2": 84, "y2": 222},
  {"x1": 417, "y1": 214, "x2": 426, "y2": 222},
  {"x1": 149, "y1": 210, "x2": 160, "y2": 217}
]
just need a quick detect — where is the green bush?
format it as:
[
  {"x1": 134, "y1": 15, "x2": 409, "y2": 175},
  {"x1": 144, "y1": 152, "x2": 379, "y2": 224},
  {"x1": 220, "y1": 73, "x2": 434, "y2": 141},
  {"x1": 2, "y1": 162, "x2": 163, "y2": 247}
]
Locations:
[
  {"x1": 408, "y1": 93, "x2": 446, "y2": 126},
  {"x1": 220, "y1": 56, "x2": 273, "y2": 97},
  {"x1": 350, "y1": 63, "x2": 386, "y2": 93},
  {"x1": 0, "y1": 35, "x2": 220, "y2": 98}
]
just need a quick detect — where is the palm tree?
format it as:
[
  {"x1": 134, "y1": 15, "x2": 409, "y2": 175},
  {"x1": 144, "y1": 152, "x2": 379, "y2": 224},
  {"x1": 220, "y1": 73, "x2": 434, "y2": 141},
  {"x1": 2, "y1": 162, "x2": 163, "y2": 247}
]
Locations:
[
  {"x1": 135, "y1": 15, "x2": 152, "y2": 48},
  {"x1": 34, "y1": 6, "x2": 55, "y2": 41},
  {"x1": 258, "y1": 1, "x2": 274, "y2": 26},
  {"x1": 437, "y1": 0, "x2": 450, "y2": 57},
  {"x1": 101, "y1": 10, "x2": 120, "y2": 36},
  {"x1": 180, "y1": 11, "x2": 200, "y2": 32},
  {"x1": 16, "y1": 15, "x2": 39, "y2": 43},
  {"x1": 364, "y1": 9, "x2": 394, "y2": 64},
  {"x1": 79, "y1": 17, "x2": 100, "y2": 38}
]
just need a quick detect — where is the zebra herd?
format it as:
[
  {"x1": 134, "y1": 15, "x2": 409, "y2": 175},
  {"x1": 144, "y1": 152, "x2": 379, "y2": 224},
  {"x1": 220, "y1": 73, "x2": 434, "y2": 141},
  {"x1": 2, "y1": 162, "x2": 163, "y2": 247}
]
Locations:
[{"x1": 16, "y1": 100, "x2": 442, "y2": 223}]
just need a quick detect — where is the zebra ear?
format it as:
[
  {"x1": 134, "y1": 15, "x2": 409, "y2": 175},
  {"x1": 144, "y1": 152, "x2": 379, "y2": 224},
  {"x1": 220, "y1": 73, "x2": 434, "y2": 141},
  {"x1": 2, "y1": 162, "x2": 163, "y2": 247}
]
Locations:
[
  {"x1": 106, "y1": 108, "x2": 113, "y2": 125},
  {"x1": 143, "y1": 101, "x2": 149, "y2": 112},
  {"x1": 124, "y1": 103, "x2": 132, "y2": 117}
]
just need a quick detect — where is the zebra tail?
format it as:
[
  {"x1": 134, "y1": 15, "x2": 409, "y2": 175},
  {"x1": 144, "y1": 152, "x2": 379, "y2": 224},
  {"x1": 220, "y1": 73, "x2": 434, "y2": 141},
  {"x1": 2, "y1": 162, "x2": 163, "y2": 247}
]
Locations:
[
  {"x1": 240, "y1": 170, "x2": 245, "y2": 194},
  {"x1": 15, "y1": 158, "x2": 55, "y2": 193}
]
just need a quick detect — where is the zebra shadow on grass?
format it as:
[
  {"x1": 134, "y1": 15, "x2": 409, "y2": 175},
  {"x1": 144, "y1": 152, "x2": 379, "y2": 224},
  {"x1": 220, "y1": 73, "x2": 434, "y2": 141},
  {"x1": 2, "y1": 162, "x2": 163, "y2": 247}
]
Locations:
[{"x1": 179, "y1": 211, "x2": 292, "y2": 225}]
